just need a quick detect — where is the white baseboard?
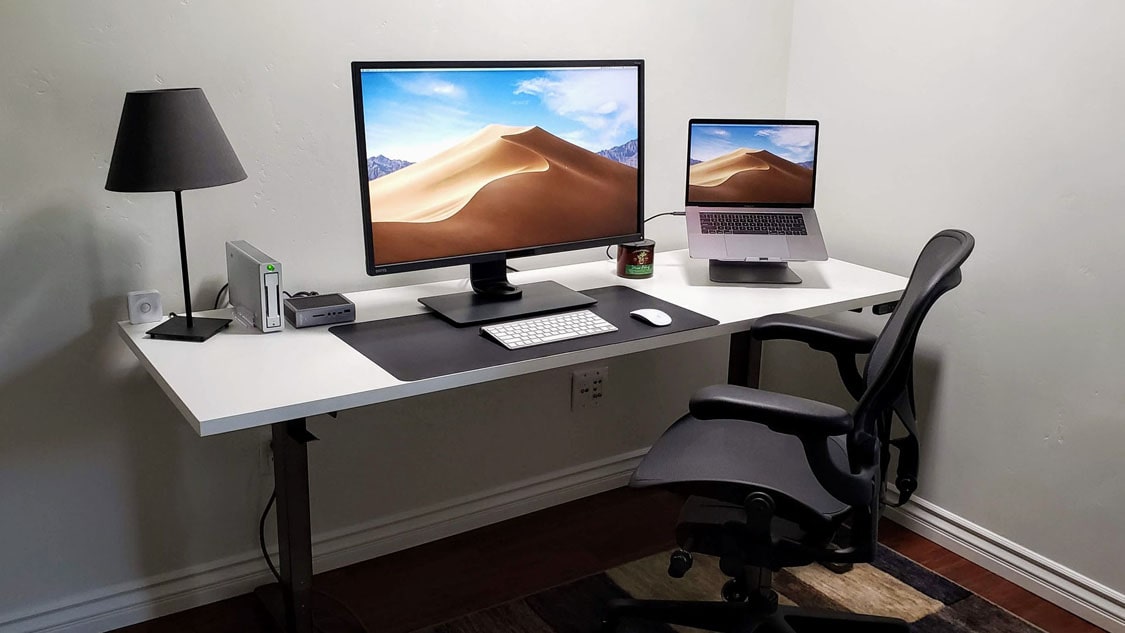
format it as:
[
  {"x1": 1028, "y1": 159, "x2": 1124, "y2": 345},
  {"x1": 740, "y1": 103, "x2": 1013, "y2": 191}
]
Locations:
[
  {"x1": 886, "y1": 492, "x2": 1125, "y2": 633},
  {"x1": 0, "y1": 448, "x2": 648, "y2": 633},
  {"x1": 11, "y1": 454, "x2": 1122, "y2": 633},
  {"x1": 310, "y1": 447, "x2": 648, "y2": 573}
]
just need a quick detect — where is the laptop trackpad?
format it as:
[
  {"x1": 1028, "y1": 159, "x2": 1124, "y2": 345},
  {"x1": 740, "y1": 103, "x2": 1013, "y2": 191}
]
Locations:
[{"x1": 724, "y1": 236, "x2": 790, "y2": 260}]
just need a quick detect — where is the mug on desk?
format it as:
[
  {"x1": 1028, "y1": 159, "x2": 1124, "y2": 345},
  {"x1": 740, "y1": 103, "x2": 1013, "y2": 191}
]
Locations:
[{"x1": 616, "y1": 239, "x2": 655, "y2": 279}]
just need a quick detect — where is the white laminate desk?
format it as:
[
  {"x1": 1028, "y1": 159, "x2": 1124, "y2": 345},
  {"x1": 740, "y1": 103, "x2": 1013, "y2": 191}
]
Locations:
[{"x1": 117, "y1": 250, "x2": 907, "y2": 632}]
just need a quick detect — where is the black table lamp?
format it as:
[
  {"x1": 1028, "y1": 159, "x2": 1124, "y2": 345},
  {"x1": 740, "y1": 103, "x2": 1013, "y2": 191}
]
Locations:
[{"x1": 106, "y1": 88, "x2": 247, "y2": 342}]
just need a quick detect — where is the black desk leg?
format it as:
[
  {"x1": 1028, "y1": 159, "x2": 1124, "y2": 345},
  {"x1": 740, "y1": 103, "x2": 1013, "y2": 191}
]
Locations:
[
  {"x1": 727, "y1": 331, "x2": 762, "y2": 388},
  {"x1": 256, "y1": 419, "x2": 316, "y2": 633}
]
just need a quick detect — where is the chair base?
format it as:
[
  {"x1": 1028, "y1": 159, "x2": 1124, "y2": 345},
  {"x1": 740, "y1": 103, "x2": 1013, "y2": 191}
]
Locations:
[{"x1": 602, "y1": 598, "x2": 909, "y2": 633}]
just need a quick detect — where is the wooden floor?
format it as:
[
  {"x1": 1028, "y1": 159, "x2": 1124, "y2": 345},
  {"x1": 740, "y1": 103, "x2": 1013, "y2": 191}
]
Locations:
[
  {"x1": 113, "y1": 488, "x2": 1104, "y2": 633},
  {"x1": 878, "y1": 521, "x2": 1105, "y2": 633}
]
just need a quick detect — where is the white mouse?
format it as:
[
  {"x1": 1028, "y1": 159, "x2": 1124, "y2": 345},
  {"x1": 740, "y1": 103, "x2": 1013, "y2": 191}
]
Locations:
[{"x1": 630, "y1": 308, "x2": 672, "y2": 327}]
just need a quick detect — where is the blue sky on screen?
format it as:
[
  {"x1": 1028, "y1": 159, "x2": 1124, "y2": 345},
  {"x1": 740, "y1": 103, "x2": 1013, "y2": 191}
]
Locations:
[
  {"x1": 362, "y1": 66, "x2": 639, "y2": 162},
  {"x1": 690, "y1": 123, "x2": 817, "y2": 165}
]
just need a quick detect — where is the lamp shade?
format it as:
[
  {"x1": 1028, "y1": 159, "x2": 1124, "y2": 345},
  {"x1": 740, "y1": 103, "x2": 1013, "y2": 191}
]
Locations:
[{"x1": 105, "y1": 88, "x2": 246, "y2": 192}]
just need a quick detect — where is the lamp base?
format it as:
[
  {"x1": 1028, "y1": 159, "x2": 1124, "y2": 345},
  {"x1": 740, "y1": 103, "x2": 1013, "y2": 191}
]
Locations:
[{"x1": 147, "y1": 314, "x2": 231, "y2": 342}]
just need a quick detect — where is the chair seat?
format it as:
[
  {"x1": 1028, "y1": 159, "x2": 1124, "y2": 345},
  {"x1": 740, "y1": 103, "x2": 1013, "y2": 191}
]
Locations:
[{"x1": 631, "y1": 414, "x2": 853, "y2": 518}]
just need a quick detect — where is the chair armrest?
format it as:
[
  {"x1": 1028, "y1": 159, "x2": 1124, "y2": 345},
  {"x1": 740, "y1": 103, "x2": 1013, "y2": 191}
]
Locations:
[
  {"x1": 751, "y1": 313, "x2": 877, "y2": 354},
  {"x1": 689, "y1": 384, "x2": 852, "y2": 437}
]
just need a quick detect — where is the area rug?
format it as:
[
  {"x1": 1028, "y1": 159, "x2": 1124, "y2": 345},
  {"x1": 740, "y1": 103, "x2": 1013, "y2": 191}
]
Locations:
[{"x1": 415, "y1": 545, "x2": 1045, "y2": 632}]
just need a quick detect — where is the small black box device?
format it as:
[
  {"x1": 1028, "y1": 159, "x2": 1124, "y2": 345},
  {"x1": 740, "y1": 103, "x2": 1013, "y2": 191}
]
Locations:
[{"x1": 284, "y1": 294, "x2": 355, "y2": 328}]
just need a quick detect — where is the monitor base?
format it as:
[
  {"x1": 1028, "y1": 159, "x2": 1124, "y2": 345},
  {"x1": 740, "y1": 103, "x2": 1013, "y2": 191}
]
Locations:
[
  {"x1": 419, "y1": 280, "x2": 596, "y2": 326},
  {"x1": 709, "y1": 260, "x2": 802, "y2": 284}
]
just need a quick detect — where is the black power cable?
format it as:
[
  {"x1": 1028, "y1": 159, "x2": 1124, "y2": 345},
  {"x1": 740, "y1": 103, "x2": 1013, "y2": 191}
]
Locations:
[
  {"x1": 605, "y1": 211, "x2": 686, "y2": 259},
  {"x1": 213, "y1": 283, "x2": 229, "y2": 310},
  {"x1": 259, "y1": 487, "x2": 370, "y2": 632},
  {"x1": 259, "y1": 489, "x2": 280, "y2": 582},
  {"x1": 645, "y1": 210, "x2": 688, "y2": 223}
]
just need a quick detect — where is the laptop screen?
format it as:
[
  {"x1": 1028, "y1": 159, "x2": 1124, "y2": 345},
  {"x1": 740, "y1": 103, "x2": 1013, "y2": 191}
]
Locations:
[{"x1": 686, "y1": 119, "x2": 818, "y2": 208}]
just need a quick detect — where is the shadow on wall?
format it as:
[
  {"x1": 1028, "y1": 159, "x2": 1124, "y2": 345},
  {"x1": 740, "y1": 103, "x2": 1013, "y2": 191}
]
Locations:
[
  {"x1": 0, "y1": 202, "x2": 264, "y2": 618},
  {"x1": 909, "y1": 342, "x2": 948, "y2": 487}
]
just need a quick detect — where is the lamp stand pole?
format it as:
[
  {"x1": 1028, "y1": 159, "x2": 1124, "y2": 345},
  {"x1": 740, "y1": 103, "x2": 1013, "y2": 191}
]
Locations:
[
  {"x1": 174, "y1": 190, "x2": 195, "y2": 329},
  {"x1": 143, "y1": 191, "x2": 232, "y2": 342}
]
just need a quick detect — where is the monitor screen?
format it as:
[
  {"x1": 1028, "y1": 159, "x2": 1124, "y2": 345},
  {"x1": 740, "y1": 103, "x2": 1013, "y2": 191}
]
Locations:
[
  {"x1": 352, "y1": 60, "x2": 644, "y2": 275},
  {"x1": 686, "y1": 119, "x2": 818, "y2": 208}
]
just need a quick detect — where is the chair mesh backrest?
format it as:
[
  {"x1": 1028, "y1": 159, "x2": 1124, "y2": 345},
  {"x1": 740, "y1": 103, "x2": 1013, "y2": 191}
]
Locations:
[{"x1": 856, "y1": 230, "x2": 975, "y2": 437}]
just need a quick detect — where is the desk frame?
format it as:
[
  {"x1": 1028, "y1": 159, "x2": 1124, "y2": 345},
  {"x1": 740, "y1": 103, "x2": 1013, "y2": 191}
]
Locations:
[{"x1": 116, "y1": 251, "x2": 906, "y2": 633}]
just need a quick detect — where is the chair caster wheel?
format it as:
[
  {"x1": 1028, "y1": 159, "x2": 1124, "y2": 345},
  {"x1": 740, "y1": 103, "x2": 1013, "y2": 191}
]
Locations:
[
  {"x1": 721, "y1": 578, "x2": 748, "y2": 603},
  {"x1": 668, "y1": 549, "x2": 693, "y2": 578}
]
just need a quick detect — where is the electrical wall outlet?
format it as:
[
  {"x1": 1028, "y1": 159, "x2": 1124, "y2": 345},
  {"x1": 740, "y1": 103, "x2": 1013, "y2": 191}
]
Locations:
[{"x1": 571, "y1": 366, "x2": 609, "y2": 411}]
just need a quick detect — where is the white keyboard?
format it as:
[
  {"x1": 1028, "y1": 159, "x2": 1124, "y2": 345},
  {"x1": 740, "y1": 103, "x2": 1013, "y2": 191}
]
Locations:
[{"x1": 480, "y1": 310, "x2": 618, "y2": 350}]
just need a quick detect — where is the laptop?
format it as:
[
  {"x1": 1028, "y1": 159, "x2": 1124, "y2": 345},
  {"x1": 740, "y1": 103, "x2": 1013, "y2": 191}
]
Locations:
[{"x1": 685, "y1": 119, "x2": 828, "y2": 268}]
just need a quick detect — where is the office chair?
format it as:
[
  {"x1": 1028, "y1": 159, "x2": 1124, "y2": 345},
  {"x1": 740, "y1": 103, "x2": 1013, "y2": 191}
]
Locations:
[{"x1": 603, "y1": 229, "x2": 974, "y2": 632}]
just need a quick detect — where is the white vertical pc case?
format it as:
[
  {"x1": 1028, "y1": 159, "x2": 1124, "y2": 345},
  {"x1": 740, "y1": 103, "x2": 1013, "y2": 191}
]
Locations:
[{"x1": 225, "y1": 240, "x2": 283, "y2": 332}]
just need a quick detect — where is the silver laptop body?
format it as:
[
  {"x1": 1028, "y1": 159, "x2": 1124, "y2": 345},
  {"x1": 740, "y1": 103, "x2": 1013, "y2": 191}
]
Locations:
[{"x1": 685, "y1": 119, "x2": 828, "y2": 262}]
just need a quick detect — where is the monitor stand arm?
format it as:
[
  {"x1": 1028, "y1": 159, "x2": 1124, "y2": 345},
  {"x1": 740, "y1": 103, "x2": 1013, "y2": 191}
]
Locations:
[{"x1": 470, "y1": 259, "x2": 523, "y2": 300}]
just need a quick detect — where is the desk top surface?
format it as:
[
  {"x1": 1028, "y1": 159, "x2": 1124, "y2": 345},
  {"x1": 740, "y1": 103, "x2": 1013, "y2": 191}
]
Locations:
[{"x1": 118, "y1": 250, "x2": 907, "y2": 436}]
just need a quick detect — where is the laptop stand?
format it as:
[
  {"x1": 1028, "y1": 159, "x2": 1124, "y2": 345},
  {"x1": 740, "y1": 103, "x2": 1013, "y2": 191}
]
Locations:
[{"x1": 709, "y1": 260, "x2": 802, "y2": 284}]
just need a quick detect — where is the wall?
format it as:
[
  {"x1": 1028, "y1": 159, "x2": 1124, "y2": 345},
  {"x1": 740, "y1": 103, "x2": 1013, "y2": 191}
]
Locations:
[
  {"x1": 0, "y1": 1, "x2": 794, "y2": 630},
  {"x1": 773, "y1": 0, "x2": 1125, "y2": 612}
]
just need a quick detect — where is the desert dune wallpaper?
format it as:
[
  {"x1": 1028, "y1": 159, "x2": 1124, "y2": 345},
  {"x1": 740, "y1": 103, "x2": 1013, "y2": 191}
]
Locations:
[
  {"x1": 360, "y1": 66, "x2": 640, "y2": 265},
  {"x1": 687, "y1": 123, "x2": 816, "y2": 206}
]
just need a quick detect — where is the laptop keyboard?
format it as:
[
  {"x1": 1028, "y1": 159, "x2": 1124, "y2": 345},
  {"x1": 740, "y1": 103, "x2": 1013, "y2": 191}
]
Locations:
[{"x1": 699, "y1": 212, "x2": 808, "y2": 236}]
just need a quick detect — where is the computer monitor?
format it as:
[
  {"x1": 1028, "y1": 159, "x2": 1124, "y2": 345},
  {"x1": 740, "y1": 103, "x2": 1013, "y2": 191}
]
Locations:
[{"x1": 351, "y1": 59, "x2": 644, "y2": 324}]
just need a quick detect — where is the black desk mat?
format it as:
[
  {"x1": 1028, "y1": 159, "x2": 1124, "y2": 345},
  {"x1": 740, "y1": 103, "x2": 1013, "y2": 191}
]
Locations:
[{"x1": 331, "y1": 285, "x2": 719, "y2": 381}]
